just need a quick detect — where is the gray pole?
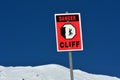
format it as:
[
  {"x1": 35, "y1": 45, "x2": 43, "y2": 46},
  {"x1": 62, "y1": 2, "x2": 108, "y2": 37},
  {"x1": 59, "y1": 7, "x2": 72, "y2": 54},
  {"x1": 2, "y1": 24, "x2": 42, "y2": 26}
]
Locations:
[
  {"x1": 69, "y1": 51, "x2": 74, "y2": 80},
  {"x1": 65, "y1": 11, "x2": 74, "y2": 80}
]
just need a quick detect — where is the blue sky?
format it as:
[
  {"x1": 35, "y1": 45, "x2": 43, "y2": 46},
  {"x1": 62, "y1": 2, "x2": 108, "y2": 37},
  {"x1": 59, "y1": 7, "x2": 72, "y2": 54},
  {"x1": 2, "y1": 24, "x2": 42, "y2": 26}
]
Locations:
[{"x1": 0, "y1": 0, "x2": 120, "y2": 78}]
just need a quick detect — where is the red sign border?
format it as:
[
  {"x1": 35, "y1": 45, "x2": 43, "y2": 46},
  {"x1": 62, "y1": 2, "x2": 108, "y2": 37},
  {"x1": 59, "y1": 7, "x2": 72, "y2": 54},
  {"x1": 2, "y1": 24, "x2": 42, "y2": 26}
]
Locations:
[{"x1": 54, "y1": 13, "x2": 83, "y2": 52}]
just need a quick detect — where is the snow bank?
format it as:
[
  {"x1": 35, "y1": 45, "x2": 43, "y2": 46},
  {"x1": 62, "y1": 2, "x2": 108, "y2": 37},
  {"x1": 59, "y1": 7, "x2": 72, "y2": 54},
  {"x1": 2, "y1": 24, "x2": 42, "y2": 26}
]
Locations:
[{"x1": 0, "y1": 64, "x2": 119, "y2": 80}]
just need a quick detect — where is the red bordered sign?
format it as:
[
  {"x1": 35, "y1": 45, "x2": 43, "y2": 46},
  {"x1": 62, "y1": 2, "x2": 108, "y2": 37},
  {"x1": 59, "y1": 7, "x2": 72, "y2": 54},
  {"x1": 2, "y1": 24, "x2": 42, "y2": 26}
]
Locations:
[{"x1": 54, "y1": 13, "x2": 83, "y2": 52}]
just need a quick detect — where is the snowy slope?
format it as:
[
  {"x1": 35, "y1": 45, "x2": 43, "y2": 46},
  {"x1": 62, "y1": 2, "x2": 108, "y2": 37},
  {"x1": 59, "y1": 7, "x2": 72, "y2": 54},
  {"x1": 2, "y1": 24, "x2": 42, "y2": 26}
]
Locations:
[{"x1": 0, "y1": 64, "x2": 119, "y2": 80}]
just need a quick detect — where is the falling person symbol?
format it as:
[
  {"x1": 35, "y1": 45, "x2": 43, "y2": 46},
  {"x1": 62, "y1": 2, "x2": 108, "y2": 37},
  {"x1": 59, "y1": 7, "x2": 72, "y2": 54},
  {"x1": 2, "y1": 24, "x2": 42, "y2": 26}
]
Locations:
[
  {"x1": 60, "y1": 24, "x2": 76, "y2": 39},
  {"x1": 69, "y1": 28, "x2": 73, "y2": 36}
]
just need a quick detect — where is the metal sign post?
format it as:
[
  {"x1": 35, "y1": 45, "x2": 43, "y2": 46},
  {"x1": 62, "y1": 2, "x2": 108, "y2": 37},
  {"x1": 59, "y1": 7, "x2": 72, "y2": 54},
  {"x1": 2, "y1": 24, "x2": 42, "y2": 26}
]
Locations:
[
  {"x1": 69, "y1": 51, "x2": 74, "y2": 80},
  {"x1": 54, "y1": 12, "x2": 83, "y2": 80}
]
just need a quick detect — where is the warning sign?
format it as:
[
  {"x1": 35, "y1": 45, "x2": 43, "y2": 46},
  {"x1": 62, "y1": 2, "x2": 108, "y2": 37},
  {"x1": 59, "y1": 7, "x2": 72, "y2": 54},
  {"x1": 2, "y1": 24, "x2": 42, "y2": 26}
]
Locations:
[{"x1": 54, "y1": 13, "x2": 83, "y2": 52}]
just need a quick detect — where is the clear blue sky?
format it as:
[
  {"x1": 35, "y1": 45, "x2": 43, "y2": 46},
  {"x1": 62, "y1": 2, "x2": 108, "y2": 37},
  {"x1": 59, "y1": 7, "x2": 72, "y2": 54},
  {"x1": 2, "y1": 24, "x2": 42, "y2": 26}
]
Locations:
[{"x1": 0, "y1": 0, "x2": 120, "y2": 78}]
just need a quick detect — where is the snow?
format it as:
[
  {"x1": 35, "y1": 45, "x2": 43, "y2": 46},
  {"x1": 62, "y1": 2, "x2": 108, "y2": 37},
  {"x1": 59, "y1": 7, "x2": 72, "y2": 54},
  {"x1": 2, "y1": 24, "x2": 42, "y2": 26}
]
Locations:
[{"x1": 0, "y1": 64, "x2": 119, "y2": 80}]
